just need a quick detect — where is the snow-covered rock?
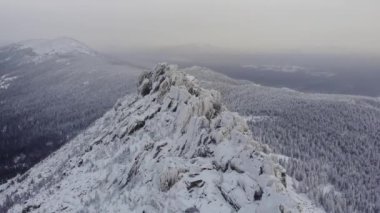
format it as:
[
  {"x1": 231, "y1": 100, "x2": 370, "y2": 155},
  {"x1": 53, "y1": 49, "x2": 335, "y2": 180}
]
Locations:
[{"x1": 0, "y1": 64, "x2": 323, "y2": 212}]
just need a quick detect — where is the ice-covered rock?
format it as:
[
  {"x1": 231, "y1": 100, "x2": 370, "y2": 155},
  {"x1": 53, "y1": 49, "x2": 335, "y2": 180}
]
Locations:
[{"x1": 0, "y1": 64, "x2": 323, "y2": 212}]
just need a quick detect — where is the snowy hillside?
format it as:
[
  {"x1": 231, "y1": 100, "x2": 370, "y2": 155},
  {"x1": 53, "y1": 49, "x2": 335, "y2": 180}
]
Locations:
[
  {"x1": 0, "y1": 37, "x2": 95, "y2": 65},
  {"x1": 16, "y1": 38, "x2": 95, "y2": 56},
  {"x1": 182, "y1": 66, "x2": 380, "y2": 213},
  {"x1": 0, "y1": 38, "x2": 141, "y2": 184},
  {"x1": 0, "y1": 74, "x2": 18, "y2": 90},
  {"x1": 0, "y1": 64, "x2": 323, "y2": 213}
]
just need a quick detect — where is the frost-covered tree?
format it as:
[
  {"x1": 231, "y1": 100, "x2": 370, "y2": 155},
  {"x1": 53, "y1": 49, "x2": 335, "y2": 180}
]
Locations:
[{"x1": 184, "y1": 67, "x2": 380, "y2": 213}]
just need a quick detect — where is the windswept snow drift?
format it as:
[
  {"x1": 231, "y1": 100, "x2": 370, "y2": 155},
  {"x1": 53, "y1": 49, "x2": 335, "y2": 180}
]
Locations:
[{"x1": 0, "y1": 64, "x2": 322, "y2": 212}]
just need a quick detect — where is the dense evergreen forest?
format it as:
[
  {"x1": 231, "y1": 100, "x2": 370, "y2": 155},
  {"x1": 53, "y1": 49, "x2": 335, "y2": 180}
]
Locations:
[
  {"x1": 0, "y1": 47, "x2": 140, "y2": 183},
  {"x1": 185, "y1": 66, "x2": 380, "y2": 213}
]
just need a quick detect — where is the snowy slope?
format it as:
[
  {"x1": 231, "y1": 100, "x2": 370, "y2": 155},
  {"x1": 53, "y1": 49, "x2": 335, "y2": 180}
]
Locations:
[
  {"x1": 0, "y1": 38, "x2": 142, "y2": 184},
  {"x1": 16, "y1": 38, "x2": 95, "y2": 56},
  {"x1": 181, "y1": 66, "x2": 380, "y2": 213},
  {"x1": 0, "y1": 74, "x2": 18, "y2": 90},
  {"x1": 0, "y1": 37, "x2": 96, "y2": 65},
  {"x1": 0, "y1": 64, "x2": 322, "y2": 212}
]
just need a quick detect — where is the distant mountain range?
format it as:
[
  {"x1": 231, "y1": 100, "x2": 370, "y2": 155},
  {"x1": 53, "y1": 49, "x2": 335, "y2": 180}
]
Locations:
[{"x1": 114, "y1": 46, "x2": 380, "y2": 97}]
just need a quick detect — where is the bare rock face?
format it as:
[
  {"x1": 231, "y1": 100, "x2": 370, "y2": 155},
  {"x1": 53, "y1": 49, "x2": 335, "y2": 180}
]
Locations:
[{"x1": 0, "y1": 64, "x2": 323, "y2": 212}]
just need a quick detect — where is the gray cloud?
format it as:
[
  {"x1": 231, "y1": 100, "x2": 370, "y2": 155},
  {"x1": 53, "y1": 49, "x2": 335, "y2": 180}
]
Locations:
[{"x1": 1, "y1": 0, "x2": 379, "y2": 54}]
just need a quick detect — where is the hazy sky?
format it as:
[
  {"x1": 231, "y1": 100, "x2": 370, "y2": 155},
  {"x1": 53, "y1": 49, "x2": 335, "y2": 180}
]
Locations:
[{"x1": 0, "y1": 0, "x2": 379, "y2": 54}]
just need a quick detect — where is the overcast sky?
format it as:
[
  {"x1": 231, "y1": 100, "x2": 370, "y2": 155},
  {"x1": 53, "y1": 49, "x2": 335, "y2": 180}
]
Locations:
[{"x1": 0, "y1": 0, "x2": 379, "y2": 54}]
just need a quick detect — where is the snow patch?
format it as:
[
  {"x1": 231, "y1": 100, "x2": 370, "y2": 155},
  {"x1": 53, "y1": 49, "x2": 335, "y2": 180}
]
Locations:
[
  {"x1": 0, "y1": 74, "x2": 18, "y2": 90},
  {"x1": 242, "y1": 64, "x2": 335, "y2": 77},
  {"x1": 243, "y1": 115, "x2": 271, "y2": 123}
]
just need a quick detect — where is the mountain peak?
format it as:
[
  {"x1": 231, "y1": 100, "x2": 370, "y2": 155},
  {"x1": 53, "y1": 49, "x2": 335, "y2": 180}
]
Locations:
[
  {"x1": 0, "y1": 64, "x2": 322, "y2": 212},
  {"x1": 15, "y1": 37, "x2": 95, "y2": 56}
]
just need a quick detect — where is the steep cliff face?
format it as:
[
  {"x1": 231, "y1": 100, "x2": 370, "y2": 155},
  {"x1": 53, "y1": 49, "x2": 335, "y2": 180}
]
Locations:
[{"x1": 0, "y1": 64, "x2": 323, "y2": 212}]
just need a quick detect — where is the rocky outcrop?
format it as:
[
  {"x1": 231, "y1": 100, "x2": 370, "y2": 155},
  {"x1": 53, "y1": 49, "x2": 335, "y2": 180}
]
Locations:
[{"x1": 0, "y1": 64, "x2": 323, "y2": 212}]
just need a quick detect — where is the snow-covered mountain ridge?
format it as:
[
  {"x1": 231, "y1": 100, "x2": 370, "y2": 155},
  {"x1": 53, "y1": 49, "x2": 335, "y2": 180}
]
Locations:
[
  {"x1": 0, "y1": 38, "x2": 95, "y2": 65},
  {"x1": 15, "y1": 37, "x2": 95, "y2": 56},
  {"x1": 0, "y1": 64, "x2": 322, "y2": 212}
]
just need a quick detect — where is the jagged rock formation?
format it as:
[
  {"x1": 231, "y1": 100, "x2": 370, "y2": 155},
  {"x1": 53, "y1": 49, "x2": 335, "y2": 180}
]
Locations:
[{"x1": 0, "y1": 64, "x2": 322, "y2": 212}]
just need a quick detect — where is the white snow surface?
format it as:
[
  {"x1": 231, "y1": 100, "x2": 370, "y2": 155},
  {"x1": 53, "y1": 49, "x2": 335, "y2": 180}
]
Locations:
[
  {"x1": 0, "y1": 74, "x2": 18, "y2": 90},
  {"x1": 17, "y1": 37, "x2": 95, "y2": 56},
  {"x1": 0, "y1": 64, "x2": 323, "y2": 213}
]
